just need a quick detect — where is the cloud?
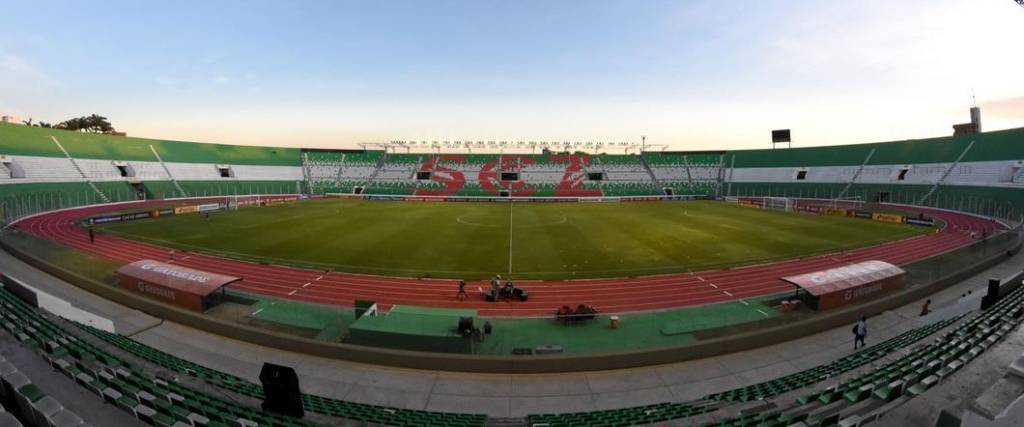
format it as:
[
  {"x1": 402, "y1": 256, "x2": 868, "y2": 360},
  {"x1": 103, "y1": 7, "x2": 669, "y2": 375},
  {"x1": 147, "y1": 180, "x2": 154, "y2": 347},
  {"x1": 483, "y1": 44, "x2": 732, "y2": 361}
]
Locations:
[{"x1": 980, "y1": 96, "x2": 1024, "y2": 120}]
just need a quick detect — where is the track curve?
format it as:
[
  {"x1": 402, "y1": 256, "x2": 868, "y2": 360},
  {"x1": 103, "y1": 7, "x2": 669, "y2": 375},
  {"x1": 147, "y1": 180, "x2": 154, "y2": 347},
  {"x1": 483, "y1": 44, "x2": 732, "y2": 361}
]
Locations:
[{"x1": 12, "y1": 198, "x2": 1004, "y2": 316}]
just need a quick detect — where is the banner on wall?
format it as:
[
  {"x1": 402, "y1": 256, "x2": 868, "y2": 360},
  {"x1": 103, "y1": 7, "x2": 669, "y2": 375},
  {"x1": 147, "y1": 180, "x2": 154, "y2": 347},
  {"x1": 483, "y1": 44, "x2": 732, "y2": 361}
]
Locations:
[
  {"x1": 197, "y1": 203, "x2": 221, "y2": 213},
  {"x1": 121, "y1": 212, "x2": 152, "y2": 221},
  {"x1": 872, "y1": 213, "x2": 904, "y2": 224},
  {"x1": 174, "y1": 205, "x2": 199, "y2": 215},
  {"x1": 904, "y1": 217, "x2": 935, "y2": 227},
  {"x1": 796, "y1": 205, "x2": 823, "y2": 215},
  {"x1": 90, "y1": 215, "x2": 123, "y2": 225},
  {"x1": 853, "y1": 211, "x2": 873, "y2": 219},
  {"x1": 823, "y1": 208, "x2": 847, "y2": 217}
]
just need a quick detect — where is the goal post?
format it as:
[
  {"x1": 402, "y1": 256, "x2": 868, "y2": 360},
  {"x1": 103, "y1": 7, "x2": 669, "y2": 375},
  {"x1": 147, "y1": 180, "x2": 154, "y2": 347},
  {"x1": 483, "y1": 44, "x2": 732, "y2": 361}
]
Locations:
[{"x1": 763, "y1": 196, "x2": 795, "y2": 212}]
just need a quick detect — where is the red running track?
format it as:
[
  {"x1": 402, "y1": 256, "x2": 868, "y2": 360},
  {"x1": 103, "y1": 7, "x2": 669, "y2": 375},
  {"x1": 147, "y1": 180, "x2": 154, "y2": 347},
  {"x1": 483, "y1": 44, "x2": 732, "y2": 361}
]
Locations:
[{"x1": 12, "y1": 198, "x2": 1005, "y2": 316}]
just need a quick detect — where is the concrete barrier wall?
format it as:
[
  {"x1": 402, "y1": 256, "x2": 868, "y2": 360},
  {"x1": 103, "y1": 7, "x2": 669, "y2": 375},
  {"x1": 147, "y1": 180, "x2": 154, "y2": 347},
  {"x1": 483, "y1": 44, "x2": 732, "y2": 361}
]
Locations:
[{"x1": 2, "y1": 234, "x2": 1019, "y2": 373}]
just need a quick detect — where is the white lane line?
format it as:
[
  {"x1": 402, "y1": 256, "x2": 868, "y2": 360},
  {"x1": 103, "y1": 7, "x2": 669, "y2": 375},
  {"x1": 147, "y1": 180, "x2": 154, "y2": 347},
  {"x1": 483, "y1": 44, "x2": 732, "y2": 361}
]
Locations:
[
  {"x1": 509, "y1": 201, "x2": 516, "y2": 274},
  {"x1": 302, "y1": 282, "x2": 311, "y2": 288},
  {"x1": 709, "y1": 283, "x2": 719, "y2": 289},
  {"x1": 251, "y1": 308, "x2": 264, "y2": 316},
  {"x1": 315, "y1": 275, "x2": 324, "y2": 281},
  {"x1": 739, "y1": 299, "x2": 749, "y2": 306},
  {"x1": 697, "y1": 276, "x2": 706, "y2": 282},
  {"x1": 723, "y1": 290, "x2": 733, "y2": 297},
  {"x1": 757, "y1": 309, "x2": 770, "y2": 317},
  {"x1": 288, "y1": 290, "x2": 297, "y2": 296}
]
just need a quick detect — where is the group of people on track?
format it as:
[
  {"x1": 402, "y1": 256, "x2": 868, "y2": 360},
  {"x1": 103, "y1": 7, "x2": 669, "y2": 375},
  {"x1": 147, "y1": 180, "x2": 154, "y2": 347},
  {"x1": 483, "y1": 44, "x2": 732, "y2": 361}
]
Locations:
[{"x1": 455, "y1": 274, "x2": 528, "y2": 302}]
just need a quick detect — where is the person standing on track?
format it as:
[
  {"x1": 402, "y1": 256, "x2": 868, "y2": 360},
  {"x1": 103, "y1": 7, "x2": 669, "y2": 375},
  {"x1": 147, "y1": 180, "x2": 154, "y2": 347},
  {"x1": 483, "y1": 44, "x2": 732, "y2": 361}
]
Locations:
[
  {"x1": 490, "y1": 275, "x2": 502, "y2": 301},
  {"x1": 456, "y1": 280, "x2": 468, "y2": 301},
  {"x1": 853, "y1": 316, "x2": 867, "y2": 349}
]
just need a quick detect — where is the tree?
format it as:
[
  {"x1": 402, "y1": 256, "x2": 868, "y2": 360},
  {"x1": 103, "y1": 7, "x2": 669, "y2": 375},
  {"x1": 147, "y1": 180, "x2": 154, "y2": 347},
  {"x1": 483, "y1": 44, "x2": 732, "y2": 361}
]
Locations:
[{"x1": 55, "y1": 114, "x2": 115, "y2": 133}]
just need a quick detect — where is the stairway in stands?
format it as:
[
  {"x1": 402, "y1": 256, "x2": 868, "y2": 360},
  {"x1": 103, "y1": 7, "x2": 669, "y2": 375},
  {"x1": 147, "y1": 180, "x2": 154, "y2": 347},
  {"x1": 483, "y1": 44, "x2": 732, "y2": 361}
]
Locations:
[
  {"x1": 49, "y1": 136, "x2": 110, "y2": 203},
  {"x1": 838, "y1": 148, "x2": 876, "y2": 200},
  {"x1": 300, "y1": 152, "x2": 314, "y2": 194},
  {"x1": 638, "y1": 154, "x2": 662, "y2": 189},
  {"x1": 364, "y1": 151, "x2": 387, "y2": 188},
  {"x1": 148, "y1": 144, "x2": 187, "y2": 197},
  {"x1": 918, "y1": 140, "x2": 976, "y2": 205}
]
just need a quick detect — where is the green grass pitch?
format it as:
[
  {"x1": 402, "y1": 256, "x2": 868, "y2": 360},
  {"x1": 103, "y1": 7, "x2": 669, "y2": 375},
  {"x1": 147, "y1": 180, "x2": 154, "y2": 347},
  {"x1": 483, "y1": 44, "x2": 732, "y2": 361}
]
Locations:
[{"x1": 98, "y1": 199, "x2": 930, "y2": 280}]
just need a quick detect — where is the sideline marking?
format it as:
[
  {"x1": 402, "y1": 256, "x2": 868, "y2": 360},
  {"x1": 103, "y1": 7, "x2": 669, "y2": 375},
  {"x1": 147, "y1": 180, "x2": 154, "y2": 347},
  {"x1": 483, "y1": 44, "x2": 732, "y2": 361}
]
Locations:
[{"x1": 508, "y1": 203, "x2": 513, "y2": 275}]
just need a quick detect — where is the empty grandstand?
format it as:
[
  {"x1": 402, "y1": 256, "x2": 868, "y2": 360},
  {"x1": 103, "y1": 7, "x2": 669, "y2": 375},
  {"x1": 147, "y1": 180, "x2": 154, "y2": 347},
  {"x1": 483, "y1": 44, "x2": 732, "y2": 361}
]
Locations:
[{"x1": 0, "y1": 119, "x2": 1021, "y2": 426}]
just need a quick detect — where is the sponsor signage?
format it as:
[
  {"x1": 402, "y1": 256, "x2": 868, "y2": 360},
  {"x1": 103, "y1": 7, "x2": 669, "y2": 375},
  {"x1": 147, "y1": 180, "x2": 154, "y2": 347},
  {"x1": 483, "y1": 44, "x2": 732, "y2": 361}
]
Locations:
[
  {"x1": 197, "y1": 203, "x2": 221, "y2": 212},
  {"x1": 823, "y1": 208, "x2": 847, "y2": 217},
  {"x1": 872, "y1": 213, "x2": 904, "y2": 224},
  {"x1": 90, "y1": 211, "x2": 153, "y2": 224},
  {"x1": 905, "y1": 217, "x2": 935, "y2": 227},
  {"x1": 781, "y1": 260, "x2": 905, "y2": 311},
  {"x1": 796, "y1": 205, "x2": 822, "y2": 215},
  {"x1": 91, "y1": 215, "x2": 123, "y2": 224},
  {"x1": 121, "y1": 212, "x2": 152, "y2": 221},
  {"x1": 117, "y1": 260, "x2": 241, "y2": 312},
  {"x1": 136, "y1": 281, "x2": 176, "y2": 301},
  {"x1": 853, "y1": 211, "x2": 873, "y2": 219},
  {"x1": 174, "y1": 205, "x2": 199, "y2": 215}
]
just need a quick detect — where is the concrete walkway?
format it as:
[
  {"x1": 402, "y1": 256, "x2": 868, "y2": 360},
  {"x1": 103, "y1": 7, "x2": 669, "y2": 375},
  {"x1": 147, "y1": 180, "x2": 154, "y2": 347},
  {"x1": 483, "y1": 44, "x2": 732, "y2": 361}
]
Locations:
[{"x1": 1, "y1": 248, "x2": 1019, "y2": 418}]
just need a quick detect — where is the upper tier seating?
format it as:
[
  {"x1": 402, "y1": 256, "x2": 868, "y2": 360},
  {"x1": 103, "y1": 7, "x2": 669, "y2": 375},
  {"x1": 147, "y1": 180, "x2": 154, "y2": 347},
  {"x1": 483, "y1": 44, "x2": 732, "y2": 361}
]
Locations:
[{"x1": 0, "y1": 122, "x2": 301, "y2": 166}]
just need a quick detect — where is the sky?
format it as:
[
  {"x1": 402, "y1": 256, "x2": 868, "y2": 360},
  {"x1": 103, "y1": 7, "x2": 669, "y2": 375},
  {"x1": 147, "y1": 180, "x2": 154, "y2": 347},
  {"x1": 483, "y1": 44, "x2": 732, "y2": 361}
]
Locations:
[{"x1": 1, "y1": 0, "x2": 1023, "y2": 151}]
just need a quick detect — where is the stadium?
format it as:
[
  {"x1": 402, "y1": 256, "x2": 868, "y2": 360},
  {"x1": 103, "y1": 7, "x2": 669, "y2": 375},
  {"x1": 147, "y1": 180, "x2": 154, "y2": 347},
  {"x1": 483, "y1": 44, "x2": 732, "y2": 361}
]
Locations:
[{"x1": 2, "y1": 2, "x2": 1024, "y2": 427}]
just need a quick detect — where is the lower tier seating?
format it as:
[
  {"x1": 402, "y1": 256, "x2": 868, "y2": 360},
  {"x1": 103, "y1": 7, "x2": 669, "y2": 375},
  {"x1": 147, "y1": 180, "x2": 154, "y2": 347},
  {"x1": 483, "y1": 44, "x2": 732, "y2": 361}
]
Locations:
[
  {"x1": 0, "y1": 282, "x2": 487, "y2": 427},
  {"x1": 527, "y1": 288, "x2": 1024, "y2": 427}
]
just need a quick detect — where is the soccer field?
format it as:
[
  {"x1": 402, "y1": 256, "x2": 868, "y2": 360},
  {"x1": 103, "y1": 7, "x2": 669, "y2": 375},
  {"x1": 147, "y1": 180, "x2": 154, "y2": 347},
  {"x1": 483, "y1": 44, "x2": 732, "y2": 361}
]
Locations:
[{"x1": 98, "y1": 199, "x2": 930, "y2": 279}]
